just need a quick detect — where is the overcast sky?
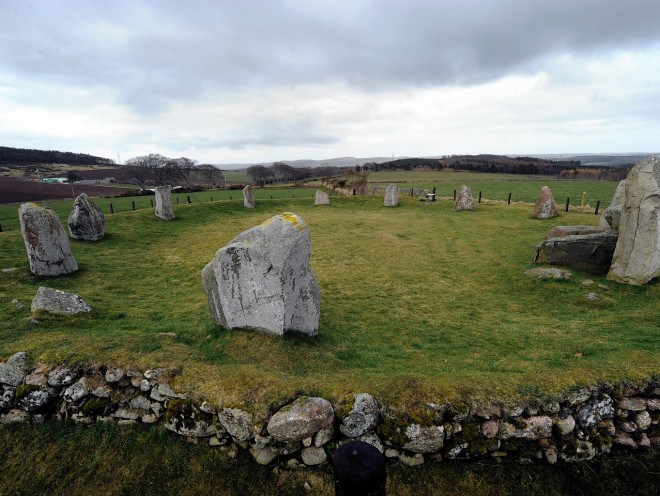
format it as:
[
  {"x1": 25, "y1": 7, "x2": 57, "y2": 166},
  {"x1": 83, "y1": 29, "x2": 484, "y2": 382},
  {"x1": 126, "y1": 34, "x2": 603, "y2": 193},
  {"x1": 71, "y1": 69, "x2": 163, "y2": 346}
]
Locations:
[{"x1": 1, "y1": 0, "x2": 659, "y2": 165}]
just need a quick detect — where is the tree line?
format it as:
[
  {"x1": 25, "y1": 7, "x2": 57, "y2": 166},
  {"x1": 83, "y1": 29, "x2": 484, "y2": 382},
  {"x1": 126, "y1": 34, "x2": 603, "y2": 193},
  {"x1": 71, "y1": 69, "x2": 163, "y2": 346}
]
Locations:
[
  {"x1": 122, "y1": 154, "x2": 224, "y2": 189},
  {"x1": 246, "y1": 162, "x2": 345, "y2": 186},
  {"x1": 0, "y1": 146, "x2": 114, "y2": 166}
]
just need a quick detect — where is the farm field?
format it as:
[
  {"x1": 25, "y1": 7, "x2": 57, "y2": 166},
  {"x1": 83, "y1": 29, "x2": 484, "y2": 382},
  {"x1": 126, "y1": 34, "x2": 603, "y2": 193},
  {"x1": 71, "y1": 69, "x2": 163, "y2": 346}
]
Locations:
[{"x1": 1, "y1": 193, "x2": 657, "y2": 413}]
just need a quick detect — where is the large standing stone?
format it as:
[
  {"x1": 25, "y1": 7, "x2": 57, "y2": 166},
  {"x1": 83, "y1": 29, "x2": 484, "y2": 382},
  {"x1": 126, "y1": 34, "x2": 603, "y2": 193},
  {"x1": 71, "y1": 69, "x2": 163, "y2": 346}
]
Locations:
[
  {"x1": 18, "y1": 203, "x2": 78, "y2": 276},
  {"x1": 607, "y1": 155, "x2": 660, "y2": 285},
  {"x1": 155, "y1": 186, "x2": 175, "y2": 220},
  {"x1": 243, "y1": 185, "x2": 255, "y2": 209},
  {"x1": 532, "y1": 186, "x2": 559, "y2": 219},
  {"x1": 599, "y1": 180, "x2": 626, "y2": 230},
  {"x1": 384, "y1": 184, "x2": 399, "y2": 207},
  {"x1": 453, "y1": 185, "x2": 474, "y2": 211},
  {"x1": 535, "y1": 231, "x2": 617, "y2": 275},
  {"x1": 315, "y1": 190, "x2": 330, "y2": 205},
  {"x1": 267, "y1": 396, "x2": 334, "y2": 442},
  {"x1": 201, "y1": 212, "x2": 320, "y2": 336},
  {"x1": 67, "y1": 193, "x2": 105, "y2": 241},
  {"x1": 31, "y1": 287, "x2": 91, "y2": 315}
]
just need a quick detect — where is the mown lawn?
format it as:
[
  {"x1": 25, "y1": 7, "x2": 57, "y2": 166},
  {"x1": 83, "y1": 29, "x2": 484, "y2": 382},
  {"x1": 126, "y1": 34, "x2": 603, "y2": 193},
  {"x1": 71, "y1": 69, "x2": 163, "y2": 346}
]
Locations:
[{"x1": 0, "y1": 193, "x2": 658, "y2": 412}]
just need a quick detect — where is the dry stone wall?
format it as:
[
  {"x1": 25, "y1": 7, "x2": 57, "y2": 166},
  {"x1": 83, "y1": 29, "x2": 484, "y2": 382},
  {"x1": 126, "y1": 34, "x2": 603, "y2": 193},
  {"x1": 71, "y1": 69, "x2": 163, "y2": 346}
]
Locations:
[{"x1": 1, "y1": 352, "x2": 657, "y2": 469}]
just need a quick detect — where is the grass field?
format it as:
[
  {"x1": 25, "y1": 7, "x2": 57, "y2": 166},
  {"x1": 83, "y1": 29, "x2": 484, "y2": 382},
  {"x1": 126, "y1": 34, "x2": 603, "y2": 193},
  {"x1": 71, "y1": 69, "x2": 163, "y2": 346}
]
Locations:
[{"x1": 1, "y1": 192, "x2": 657, "y2": 413}]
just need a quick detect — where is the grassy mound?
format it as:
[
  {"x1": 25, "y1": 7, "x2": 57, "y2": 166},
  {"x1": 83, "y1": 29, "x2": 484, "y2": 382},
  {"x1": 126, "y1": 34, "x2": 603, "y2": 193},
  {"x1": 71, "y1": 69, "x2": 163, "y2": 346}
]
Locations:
[{"x1": 0, "y1": 194, "x2": 658, "y2": 411}]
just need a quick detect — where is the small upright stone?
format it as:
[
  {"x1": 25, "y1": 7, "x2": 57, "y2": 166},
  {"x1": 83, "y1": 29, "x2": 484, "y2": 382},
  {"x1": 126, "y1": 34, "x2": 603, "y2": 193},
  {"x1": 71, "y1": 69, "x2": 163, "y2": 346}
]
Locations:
[
  {"x1": 67, "y1": 193, "x2": 105, "y2": 241},
  {"x1": 243, "y1": 185, "x2": 255, "y2": 209},
  {"x1": 201, "y1": 212, "x2": 320, "y2": 336},
  {"x1": 315, "y1": 190, "x2": 330, "y2": 206},
  {"x1": 532, "y1": 186, "x2": 559, "y2": 219},
  {"x1": 19, "y1": 203, "x2": 78, "y2": 276},
  {"x1": 384, "y1": 184, "x2": 399, "y2": 207},
  {"x1": 31, "y1": 287, "x2": 91, "y2": 315},
  {"x1": 155, "y1": 186, "x2": 175, "y2": 220},
  {"x1": 453, "y1": 185, "x2": 474, "y2": 211}
]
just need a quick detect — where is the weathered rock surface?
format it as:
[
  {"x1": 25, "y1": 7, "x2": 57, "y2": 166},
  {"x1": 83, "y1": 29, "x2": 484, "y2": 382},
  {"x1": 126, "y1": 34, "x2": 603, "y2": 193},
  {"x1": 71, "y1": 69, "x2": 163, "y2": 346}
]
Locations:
[
  {"x1": 47, "y1": 368, "x2": 76, "y2": 387},
  {"x1": 243, "y1": 185, "x2": 255, "y2": 208},
  {"x1": 340, "y1": 392, "x2": 380, "y2": 438},
  {"x1": 201, "y1": 212, "x2": 321, "y2": 336},
  {"x1": 544, "y1": 225, "x2": 608, "y2": 240},
  {"x1": 31, "y1": 287, "x2": 91, "y2": 315},
  {"x1": 532, "y1": 186, "x2": 559, "y2": 219},
  {"x1": 0, "y1": 409, "x2": 30, "y2": 424},
  {"x1": 155, "y1": 186, "x2": 175, "y2": 220},
  {"x1": 218, "y1": 408, "x2": 253, "y2": 442},
  {"x1": 453, "y1": 185, "x2": 474, "y2": 211},
  {"x1": 576, "y1": 395, "x2": 613, "y2": 427},
  {"x1": 607, "y1": 155, "x2": 660, "y2": 285},
  {"x1": 384, "y1": 184, "x2": 399, "y2": 207},
  {"x1": 403, "y1": 424, "x2": 444, "y2": 453},
  {"x1": 67, "y1": 193, "x2": 105, "y2": 241},
  {"x1": 314, "y1": 190, "x2": 330, "y2": 205},
  {"x1": 499, "y1": 416, "x2": 552, "y2": 440},
  {"x1": 534, "y1": 231, "x2": 618, "y2": 275},
  {"x1": 63, "y1": 378, "x2": 89, "y2": 403},
  {"x1": 600, "y1": 180, "x2": 627, "y2": 230},
  {"x1": 19, "y1": 203, "x2": 78, "y2": 276},
  {"x1": 525, "y1": 267, "x2": 572, "y2": 280},
  {"x1": 301, "y1": 446, "x2": 327, "y2": 465},
  {"x1": 18, "y1": 390, "x2": 51, "y2": 412},
  {"x1": 0, "y1": 352, "x2": 27, "y2": 387},
  {"x1": 164, "y1": 403, "x2": 216, "y2": 437},
  {"x1": 267, "y1": 396, "x2": 334, "y2": 442}
]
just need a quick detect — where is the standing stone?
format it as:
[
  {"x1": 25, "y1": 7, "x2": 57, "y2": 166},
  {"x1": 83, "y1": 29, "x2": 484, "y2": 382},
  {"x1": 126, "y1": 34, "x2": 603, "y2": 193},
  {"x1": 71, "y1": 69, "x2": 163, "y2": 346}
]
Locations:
[
  {"x1": 155, "y1": 186, "x2": 175, "y2": 220},
  {"x1": 243, "y1": 185, "x2": 255, "y2": 209},
  {"x1": 201, "y1": 212, "x2": 320, "y2": 336},
  {"x1": 599, "y1": 180, "x2": 627, "y2": 230},
  {"x1": 384, "y1": 184, "x2": 399, "y2": 207},
  {"x1": 67, "y1": 193, "x2": 105, "y2": 241},
  {"x1": 453, "y1": 185, "x2": 474, "y2": 211},
  {"x1": 315, "y1": 190, "x2": 330, "y2": 205},
  {"x1": 532, "y1": 186, "x2": 559, "y2": 219},
  {"x1": 607, "y1": 155, "x2": 660, "y2": 285},
  {"x1": 18, "y1": 203, "x2": 78, "y2": 276}
]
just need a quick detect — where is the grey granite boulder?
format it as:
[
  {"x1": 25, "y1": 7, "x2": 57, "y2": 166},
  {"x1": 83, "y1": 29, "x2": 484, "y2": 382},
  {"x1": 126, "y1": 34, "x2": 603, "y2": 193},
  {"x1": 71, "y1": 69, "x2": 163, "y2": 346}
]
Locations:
[
  {"x1": 532, "y1": 186, "x2": 559, "y2": 219},
  {"x1": 599, "y1": 180, "x2": 626, "y2": 231},
  {"x1": 68, "y1": 193, "x2": 105, "y2": 241},
  {"x1": 0, "y1": 352, "x2": 27, "y2": 387},
  {"x1": 607, "y1": 155, "x2": 660, "y2": 285},
  {"x1": 19, "y1": 203, "x2": 79, "y2": 276},
  {"x1": 267, "y1": 396, "x2": 334, "y2": 442},
  {"x1": 315, "y1": 190, "x2": 330, "y2": 205},
  {"x1": 31, "y1": 287, "x2": 91, "y2": 315},
  {"x1": 403, "y1": 424, "x2": 444, "y2": 453},
  {"x1": 544, "y1": 225, "x2": 608, "y2": 240},
  {"x1": 535, "y1": 231, "x2": 618, "y2": 275},
  {"x1": 340, "y1": 393, "x2": 380, "y2": 438},
  {"x1": 384, "y1": 184, "x2": 399, "y2": 207},
  {"x1": 155, "y1": 186, "x2": 175, "y2": 220},
  {"x1": 243, "y1": 185, "x2": 255, "y2": 208},
  {"x1": 454, "y1": 185, "x2": 474, "y2": 211},
  {"x1": 218, "y1": 408, "x2": 254, "y2": 442},
  {"x1": 201, "y1": 212, "x2": 320, "y2": 337}
]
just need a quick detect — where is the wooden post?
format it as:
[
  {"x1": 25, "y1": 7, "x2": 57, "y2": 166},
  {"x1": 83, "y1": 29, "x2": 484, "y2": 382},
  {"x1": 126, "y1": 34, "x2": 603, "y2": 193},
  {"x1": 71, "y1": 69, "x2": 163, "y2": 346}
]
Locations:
[
  {"x1": 507, "y1": 192, "x2": 512, "y2": 204},
  {"x1": 0, "y1": 223, "x2": 3, "y2": 233},
  {"x1": 230, "y1": 195, "x2": 232, "y2": 200},
  {"x1": 595, "y1": 200, "x2": 601, "y2": 215},
  {"x1": 478, "y1": 191, "x2": 482, "y2": 203},
  {"x1": 110, "y1": 203, "x2": 114, "y2": 214},
  {"x1": 352, "y1": 189, "x2": 356, "y2": 195},
  {"x1": 565, "y1": 197, "x2": 570, "y2": 212},
  {"x1": 210, "y1": 197, "x2": 213, "y2": 202},
  {"x1": 453, "y1": 189, "x2": 456, "y2": 201},
  {"x1": 176, "y1": 197, "x2": 179, "y2": 204},
  {"x1": 150, "y1": 199, "x2": 153, "y2": 208},
  {"x1": 187, "y1": 195, "x2": 191, "y2": 204},
  {"x1": 411, "y1": 188, "x2": 414, "y2": 197},
  {"x1": 131, "y1": 200, "x2": 135, "y2": 211}
]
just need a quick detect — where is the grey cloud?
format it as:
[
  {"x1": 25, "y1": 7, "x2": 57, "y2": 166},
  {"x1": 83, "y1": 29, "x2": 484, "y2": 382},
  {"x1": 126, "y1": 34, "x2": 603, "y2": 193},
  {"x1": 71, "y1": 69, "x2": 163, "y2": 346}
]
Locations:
[{"x1": 2, "y1": 0, "x2": 660, "y2": 113}]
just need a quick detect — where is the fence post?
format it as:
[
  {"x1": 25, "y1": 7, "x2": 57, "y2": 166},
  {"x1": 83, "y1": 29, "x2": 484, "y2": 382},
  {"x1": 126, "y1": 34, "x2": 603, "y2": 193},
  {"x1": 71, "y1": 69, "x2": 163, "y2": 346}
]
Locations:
[
  {"x1": 478, "y1": 191, "x2": 482, "y2": 203},
  {"x1": 187, "y1": 195, "x2": 191, "y2": 204},
  {"x1": 150, "y1": 199, "x2": 153, "y2": 208},
  {"x1": 210, "y1": 197, "x2": 213, "y2": 202},
  {"x1": 595, "y1": 200, "x2": 601, "y2": 215},
  {"x1": 352, "y1": 189, "x2": 356, "y2": 195},
  {"x1": 507, "y1": 192, "x2": 512, "y2": 204},
  {"x1": 229, "y1": 195, "x2": 232, "y2": 200},
  {"x1": 271, "y1": 195, "x2": 273, "y2": 199},
  {"x1": 581, "y1": 191, "x2": 587, "y2": 207},
  {"x1": 411, "y1": 188, "x2": 414, "y2": 197},
  {"x1": 176, "y1": 197, "x2": 179, "y2": 205},
  {"x1": 565, "y1": 197, "x2": 570, "y2": 212},
  {"x1": 453, "y1": 189, "x2": 456, "y2": 201},
  {"x1": 131, "y1": 200, "x2": 135, "y2": 211},
  {"x1": 110, "y1": 203, "x2": 114, "y2": 214},
  {"x1": 0, "y1": 223, "x2": 3, "y2": 233}
]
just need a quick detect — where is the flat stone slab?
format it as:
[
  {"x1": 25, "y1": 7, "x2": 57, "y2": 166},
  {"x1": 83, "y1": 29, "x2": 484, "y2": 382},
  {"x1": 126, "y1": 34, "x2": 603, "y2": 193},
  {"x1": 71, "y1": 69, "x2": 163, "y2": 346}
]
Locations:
[
  {"x1": 31, "y1": 287, "x2": 91, "y2": 315},
  {"x1": 544, "y1": 225, "x2": 608, "y2": 240},
  {"x1": 535, "y1": 231, "x2": 617, "y2": 275},
  {"x1": 525, "y1": 267, "x2": 573, "y2": 280}
]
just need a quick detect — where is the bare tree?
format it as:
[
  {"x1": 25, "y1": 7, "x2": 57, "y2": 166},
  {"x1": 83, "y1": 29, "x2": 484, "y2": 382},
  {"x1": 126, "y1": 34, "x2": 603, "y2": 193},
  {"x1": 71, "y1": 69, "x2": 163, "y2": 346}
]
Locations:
[
  {"x1": 270, "y1": 162, "x2": 295, "y2": 183},
  {"x1": 246, "y1": 164, "x2": 272, "y2": 186},
  {"x1": 168, "y1": 157, "x2": 198, "y2": 188},
  {"x1": 124, "y1": 154, "x2": 171, "y2": 186},
  {"x1": 199, "y1": 164, "x2": 225, "y2": 188}
]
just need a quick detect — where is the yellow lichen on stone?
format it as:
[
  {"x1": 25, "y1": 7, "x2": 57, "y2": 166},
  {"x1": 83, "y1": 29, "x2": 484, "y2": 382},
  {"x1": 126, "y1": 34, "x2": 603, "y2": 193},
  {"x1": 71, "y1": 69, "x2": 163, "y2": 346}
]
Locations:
[{"x1": 260, "y1": 212, "x2": 306, "y2": 231}]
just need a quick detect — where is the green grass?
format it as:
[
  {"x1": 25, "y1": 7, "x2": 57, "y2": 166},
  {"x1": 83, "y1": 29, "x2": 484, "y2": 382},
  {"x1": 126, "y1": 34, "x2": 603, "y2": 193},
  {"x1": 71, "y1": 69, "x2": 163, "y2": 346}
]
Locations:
[
  {"x1": 1, "y1": 423, "x2": 657, "y2": 496},
  {"x1": 223, "y1": 169, "x2": 250, "y2": 183},
  {"x1": 368, "y1": 170, "x2": 619, "y2": 206},
  {"x1": 1, "y1": 192, "x2": 657, "y2": 412}
]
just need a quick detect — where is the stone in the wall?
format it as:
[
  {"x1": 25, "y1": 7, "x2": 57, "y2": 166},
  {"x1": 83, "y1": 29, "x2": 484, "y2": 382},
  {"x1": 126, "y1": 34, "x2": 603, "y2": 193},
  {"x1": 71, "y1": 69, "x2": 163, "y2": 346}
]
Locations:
[
  {"x1": 243, "y1": 185, "x2": 255, "y2": 209},
  {"x1": 164, "y1": 401, "x2": 216, "y2": 437},
  {"x1": 31, "y1": 287, "x2": 91, "y2": 315},
  {"x1": 0, "y1": 409, "x2": 30, "y2": 424},
  {"x1": 499, "y1": 416, "x2": 552, "y2": 440},
  {"x1": 555, "y1": 415, "x2": 576, "y2": 435},
  {"x1": 384, "y1": 184, "x2": 399, "y2": 207},
  {"x1": 63, "y1": 378, "x2": 89, "y2": 403},
  {"x1": 576, "y1": 395, "x2": 613, "y2": 428},
  {"x1": 534, "y1": 231, "x2": 618, "y2": 275},
  {"x1": 402, "y1": 424, "x2": 444, "y2": 453},
  {"x1": 218, "y1": 408, "x2": 253, "y2": 443},
  {"x1": 340, "y1": 392, "x2": 380, "y2": 438},
  {"x1": 17, "y1": 390, "x2": 51, "y2": 412},
  {"x1": 19, "y1": 203, "x2": 79, "y2": 276},
  {"x1": 47, "y1": 368, "x2": 76, "y2": 387},
  {"x1": 201, "y1": 212, "x2": 321, "y2": 337},
  {"x1": 315, "y1": 190, "x2": 330, "y2": 205},
  {"x1": 267, "y1": 396, "x2": 334, "y2": 442},
  {"x1": 531, "y1": 186, "x2": 559, "y2": 219},
  {"x1": 454, "y1": 185, "x2": 474, "y2": 211},
  {"x1": 301, "y1": 446, "x2": 327, "y2": 465},
  {"x1": 0, "y1": 352, "x2": 27, "y2": 387},
  {"x1": 607, "y1": 155, "x2": 660, "y2": 285},
  {"x1": 68, "y1": 193, "x2": 105, "y2": 241},
  {"x1": 155, "y1": 186, "x2": 175, "y2": 220}
]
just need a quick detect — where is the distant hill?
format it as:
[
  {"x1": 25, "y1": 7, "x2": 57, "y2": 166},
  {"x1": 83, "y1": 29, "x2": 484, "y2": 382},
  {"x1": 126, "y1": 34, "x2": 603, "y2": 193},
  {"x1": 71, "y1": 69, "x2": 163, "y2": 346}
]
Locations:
[
  {"x1": 521, "y1": 153, "x2": 653, "y2": 168},
  {"x1": 217, "y1": 156, "x2": 404, "y2": 170},
  {"x1": 0, "y1": 146, "x2": 114, "y2": 166}
]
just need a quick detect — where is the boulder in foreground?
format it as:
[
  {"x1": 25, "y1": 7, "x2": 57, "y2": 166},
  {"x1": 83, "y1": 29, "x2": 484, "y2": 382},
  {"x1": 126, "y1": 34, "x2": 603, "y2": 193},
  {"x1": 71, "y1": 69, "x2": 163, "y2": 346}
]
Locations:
[
  {"x1": 535, "y1": 231, "x2": 617, "y2": 275},
  {"x1": 31, "y1": 287, "x2": 91, "y2": 315}
]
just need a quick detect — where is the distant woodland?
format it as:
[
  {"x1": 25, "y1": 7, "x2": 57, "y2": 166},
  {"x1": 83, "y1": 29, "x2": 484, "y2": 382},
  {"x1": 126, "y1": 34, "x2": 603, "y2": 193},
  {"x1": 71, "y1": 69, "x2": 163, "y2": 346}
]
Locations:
[{"x1": 0, "y1": 146, "x2": 114, "y2": 166}]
